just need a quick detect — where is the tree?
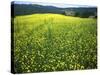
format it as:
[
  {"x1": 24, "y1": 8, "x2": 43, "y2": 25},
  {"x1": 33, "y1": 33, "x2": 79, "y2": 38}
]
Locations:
[{"x1": 64, "y1": 10, "x2": 75, "y2": 16}]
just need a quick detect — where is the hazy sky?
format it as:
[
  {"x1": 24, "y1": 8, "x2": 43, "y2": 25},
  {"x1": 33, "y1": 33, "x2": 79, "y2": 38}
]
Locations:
[{"x1": 12, "y1": 0, "x2": 98, "y2": 7}]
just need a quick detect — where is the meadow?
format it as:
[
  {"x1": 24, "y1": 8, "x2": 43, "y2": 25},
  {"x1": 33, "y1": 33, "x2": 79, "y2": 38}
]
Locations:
[{"x1": 13, "y1": 14, "x2": 97, "y2": 73}]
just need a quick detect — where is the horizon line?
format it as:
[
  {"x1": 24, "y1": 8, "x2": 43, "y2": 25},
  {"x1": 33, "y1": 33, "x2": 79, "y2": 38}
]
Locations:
[{"x1": 11, "y1": 1, "x2": 97, "y2": 8}]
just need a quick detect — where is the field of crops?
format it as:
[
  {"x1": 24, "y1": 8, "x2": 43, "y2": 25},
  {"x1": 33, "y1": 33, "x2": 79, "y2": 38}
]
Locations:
[{"x1": 13, "y1": 14, "x2": 97, "y2": 73}]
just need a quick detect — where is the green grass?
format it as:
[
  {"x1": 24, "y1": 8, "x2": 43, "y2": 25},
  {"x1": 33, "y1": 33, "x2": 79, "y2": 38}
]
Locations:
[{"x1": 13, "y1": 14, "x2": 97, "y2": 73}]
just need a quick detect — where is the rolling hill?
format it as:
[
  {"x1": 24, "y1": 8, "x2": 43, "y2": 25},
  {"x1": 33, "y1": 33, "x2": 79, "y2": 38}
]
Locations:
[{"x1": 11, "y1": 1, "x2": 97, "y2": 18}]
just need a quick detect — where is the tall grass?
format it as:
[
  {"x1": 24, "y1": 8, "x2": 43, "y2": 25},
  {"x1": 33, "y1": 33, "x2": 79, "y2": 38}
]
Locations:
[{"x1": 13, "y1": 14, "x2": 97, "y2": 73}]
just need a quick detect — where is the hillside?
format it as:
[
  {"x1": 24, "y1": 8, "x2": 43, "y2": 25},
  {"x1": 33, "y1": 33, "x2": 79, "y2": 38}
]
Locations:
[
  {"x1": 11, "y1": 1, "x2": 97, "y2": 18},
  {"x1": 12, "y1": 14, "x2": 97, "y2": 73}
]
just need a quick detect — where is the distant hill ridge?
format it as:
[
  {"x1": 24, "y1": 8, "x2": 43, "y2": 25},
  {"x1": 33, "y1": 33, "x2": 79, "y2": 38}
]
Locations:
[{"x1": 11, "y1": 1, "x2": 97, "y2": 18}]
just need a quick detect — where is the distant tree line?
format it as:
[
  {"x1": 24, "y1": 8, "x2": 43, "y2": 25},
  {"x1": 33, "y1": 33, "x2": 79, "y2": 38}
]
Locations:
[
  {"x1": 63, "y1": 9, "x2": 97, "y2": 18},
  {"x1": 11, "y1": 3, "x2": 97, "y2": 18}
]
